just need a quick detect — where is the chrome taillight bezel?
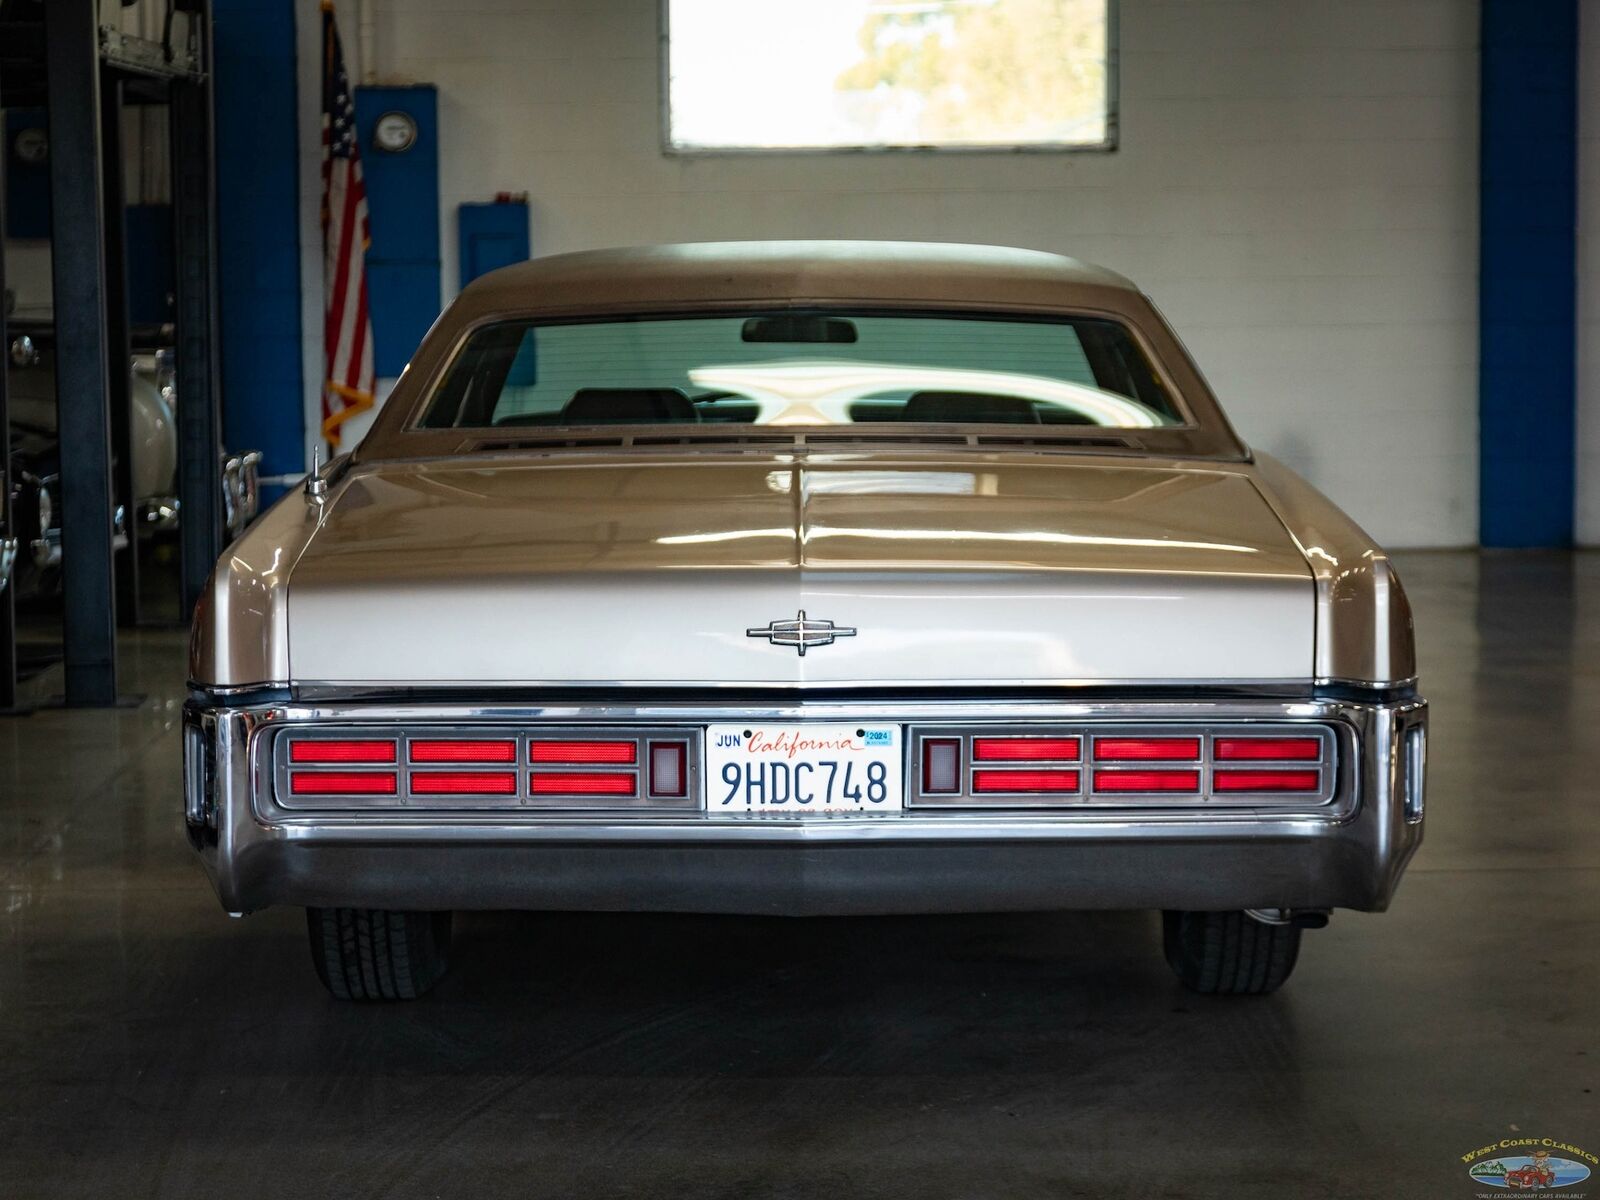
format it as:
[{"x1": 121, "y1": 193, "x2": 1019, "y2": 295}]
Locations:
[
  {"x1": 266, "y1": 718, "x2": 1342, "y2": 815},
  {"x1": 273, "y1": 725, "x2": 703, "y2": 810},
  {"x1": 907, "y1": 722, "x2": 1341, "y2": 808}
]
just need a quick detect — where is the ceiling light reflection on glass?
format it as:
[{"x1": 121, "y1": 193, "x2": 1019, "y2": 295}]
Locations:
[{"x1": 686, "y1": 363, "x2": 1162, "y2": 428}]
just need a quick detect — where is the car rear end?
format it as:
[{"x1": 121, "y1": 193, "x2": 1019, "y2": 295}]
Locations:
[{"x1": 181, "y1": 242, "x2": 1428, "y2": 999}]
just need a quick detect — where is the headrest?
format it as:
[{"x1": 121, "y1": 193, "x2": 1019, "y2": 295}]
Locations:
[
  {"x1": 902, "y1": 391, "x2": 1041, "y2": 424},
  {"x1": 560, "y1": 388, "x2": 697, "y2": 424}
]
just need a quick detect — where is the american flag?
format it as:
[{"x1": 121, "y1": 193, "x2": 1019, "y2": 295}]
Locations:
[{"x1": 320, "y1": 0, "x2": 374, "y2": 448}]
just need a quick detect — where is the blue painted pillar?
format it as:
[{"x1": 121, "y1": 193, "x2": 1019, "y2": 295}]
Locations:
[
  {"x1": 1479, "y1": 0, "x2": 1577, "y2": 547},
  {"x1": 354, "y1": 85, "x2": 443, "y2": 379},
  {"x1": 211, "y1": 0, "x2": 305, "y2": 482}
]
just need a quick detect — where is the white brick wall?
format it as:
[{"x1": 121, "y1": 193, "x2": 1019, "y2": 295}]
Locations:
[{"x1": 357, "y1": 0, "x2": 1481, "y2": 546}]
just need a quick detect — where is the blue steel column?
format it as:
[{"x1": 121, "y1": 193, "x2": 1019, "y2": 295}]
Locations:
[
  {"x1": 173, "y1": 20, "x2": 225, "y2": 618},
  {"x1": 0, "y1": 113, "x2": 14, "y2": 710},
  {"x1": 211, "y1": 0, "x2": 305, "y2": 497},
  {"x1": 45, "y1": 0, "x2": 118, "y2": 705},
  {"x1": 1479, "y1": 0, "x2": 1578, "y2": 547}
]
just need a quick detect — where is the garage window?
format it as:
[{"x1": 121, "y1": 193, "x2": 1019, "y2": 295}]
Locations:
[{"x1": 664, "y1": 0, "x2": 1115, "y2": 152}]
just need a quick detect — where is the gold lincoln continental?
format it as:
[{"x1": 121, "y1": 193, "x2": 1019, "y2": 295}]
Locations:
[{"x1": 184, "y1": 242, "x2": 1427, "y2": 1000}]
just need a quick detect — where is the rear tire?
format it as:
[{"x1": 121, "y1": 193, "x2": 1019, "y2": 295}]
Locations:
[
  {"x1": 306, "y1": 908, "x2": 453, "y2": 1001},
  {"x1": 1162, "y1": 909, "x2": 1301, "y2": 995}
]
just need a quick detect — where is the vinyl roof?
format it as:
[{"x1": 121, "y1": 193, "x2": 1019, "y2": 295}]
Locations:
[{"x1": 449, "y1": 240, "x2": 1142, "y2": 319}]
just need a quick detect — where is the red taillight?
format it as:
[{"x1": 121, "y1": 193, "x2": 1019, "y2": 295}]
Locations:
[
  {"x1": 410, "y1": 771, "x2": 518, "y2": 796},
  {"x1": 289, "y1": 739, "x2": 396, "y2": 764},
  {"x1": 1093, "y1": 737, "x2": 1201, "y2": 762},
  {"x1": 290, "y1": 770, "x2": 398, "y2": 795},
  {"x1": 972, "y1": 737, "x2": 1080, "y2": 762},
  {"x1": 1213, "y1": 769, "x2": 1321, "y2": 793},
  {"x1": 409, "y1": 739, "x2": 517, "y2": 764},
  {"x1": 1214, "y1": 737, "x2": 1322, "y2": 762},
  {"x1": 972, "y1": 769, "x2": 1079, "y2": 794},
  {"x1": 530, "y1": 741, "x2": 637, "y2": 765},
  {"x1": 649, "y1": 742, "x2": 687, "y2": 797},
  {"x1": 529, "y1": 772, "x2": 637, "y2": 796},
  {"x1": 1093, "y1": 769, "x2": 1200, "y2": 793}
]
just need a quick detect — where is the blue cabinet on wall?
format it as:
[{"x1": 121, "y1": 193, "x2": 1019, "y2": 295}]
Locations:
[{"x1": 458, "y1": 200, "x2": 530, "y2": 289}]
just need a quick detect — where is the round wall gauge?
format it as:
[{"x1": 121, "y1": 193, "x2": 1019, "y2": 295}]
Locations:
[
  {"x1": 14, "y1": 127, "x2": 48, "y2": 164},
  {"x1": 373, "y1": 111, "x2": 418, "y2": 154}
]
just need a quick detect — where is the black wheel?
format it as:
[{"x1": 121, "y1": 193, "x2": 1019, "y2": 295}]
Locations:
[
  {"x1": 1162, "y1": 910, "x2": 1301, "y2": 995},
  {"x1": 306, "y1": 908, "x2": 453, "y2": 1001}
]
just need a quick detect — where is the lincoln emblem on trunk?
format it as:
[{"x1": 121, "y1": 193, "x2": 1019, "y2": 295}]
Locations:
[{"x1": 746, "y1": 610, "x2": 858, "y2": 656}]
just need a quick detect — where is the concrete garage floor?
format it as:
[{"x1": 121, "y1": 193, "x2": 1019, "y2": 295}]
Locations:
[{"x1": 1, "y1": 551, "x2": 1596, "y2": 1199}]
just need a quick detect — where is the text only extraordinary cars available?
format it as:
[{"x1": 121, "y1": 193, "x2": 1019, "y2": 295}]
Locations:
[{"x1": 184, "y1": 242, "x2": 1426, "y2": 1000}]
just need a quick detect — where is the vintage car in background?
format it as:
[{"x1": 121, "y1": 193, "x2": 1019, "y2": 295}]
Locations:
[
  {"x1": 4, "y1": 305, "x2": 261, "y2": 602},
  {"x1": 5, "y1": 312, "x2": 164, "y2": 599},
  {"x1": 183, "y1": 242, "x2": 1427, "y2": 1001}
]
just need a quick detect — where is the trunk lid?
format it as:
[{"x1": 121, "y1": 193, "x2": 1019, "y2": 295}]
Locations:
[{"x1": 285, "y1": 453, "x2": 1313, "y2": 686}]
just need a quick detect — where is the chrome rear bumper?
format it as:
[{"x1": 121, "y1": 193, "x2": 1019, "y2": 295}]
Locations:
[{"x1": 183, "y1": 693, "x2": 1427, "y2": 916}]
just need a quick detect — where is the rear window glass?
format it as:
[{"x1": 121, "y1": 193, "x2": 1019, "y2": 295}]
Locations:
[{"x1": 417, "y1": 310, "x2": 1182, "y2": 430}]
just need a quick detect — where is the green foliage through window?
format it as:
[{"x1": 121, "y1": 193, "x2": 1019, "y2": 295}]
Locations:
[{"x1": 667, "y1": 0, "x2": 1113, "y2": 151}]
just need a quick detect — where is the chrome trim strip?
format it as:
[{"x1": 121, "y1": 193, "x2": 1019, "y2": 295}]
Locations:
[
  {"x1": 1315, "y1": 675, "x2": 1418, "y2": 690},
  {"x1": 195, "y1": 679, "x2": 1341, "y2": 699},
  {"x1": 242, "y1": 696, "x2": 1343, "y2": 725},
  {"x1": 265, "y1": 813, "x2": 1340, "y2": 840},
  {"x1": 194, "y1": 680, "x2": 1421, "y2": 712},
  {"x1": 191, "y1": 682, "x2": 294, "y2": 699}
]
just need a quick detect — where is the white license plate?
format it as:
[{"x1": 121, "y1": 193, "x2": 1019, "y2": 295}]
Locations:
[{"x1": 706, "y1": 724, "x2": 903, "y2": 815}]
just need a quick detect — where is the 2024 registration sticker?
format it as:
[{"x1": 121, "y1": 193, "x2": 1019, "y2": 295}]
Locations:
[{"x1": 708, "y1": 725, "x2": 903, "y2": 814}]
